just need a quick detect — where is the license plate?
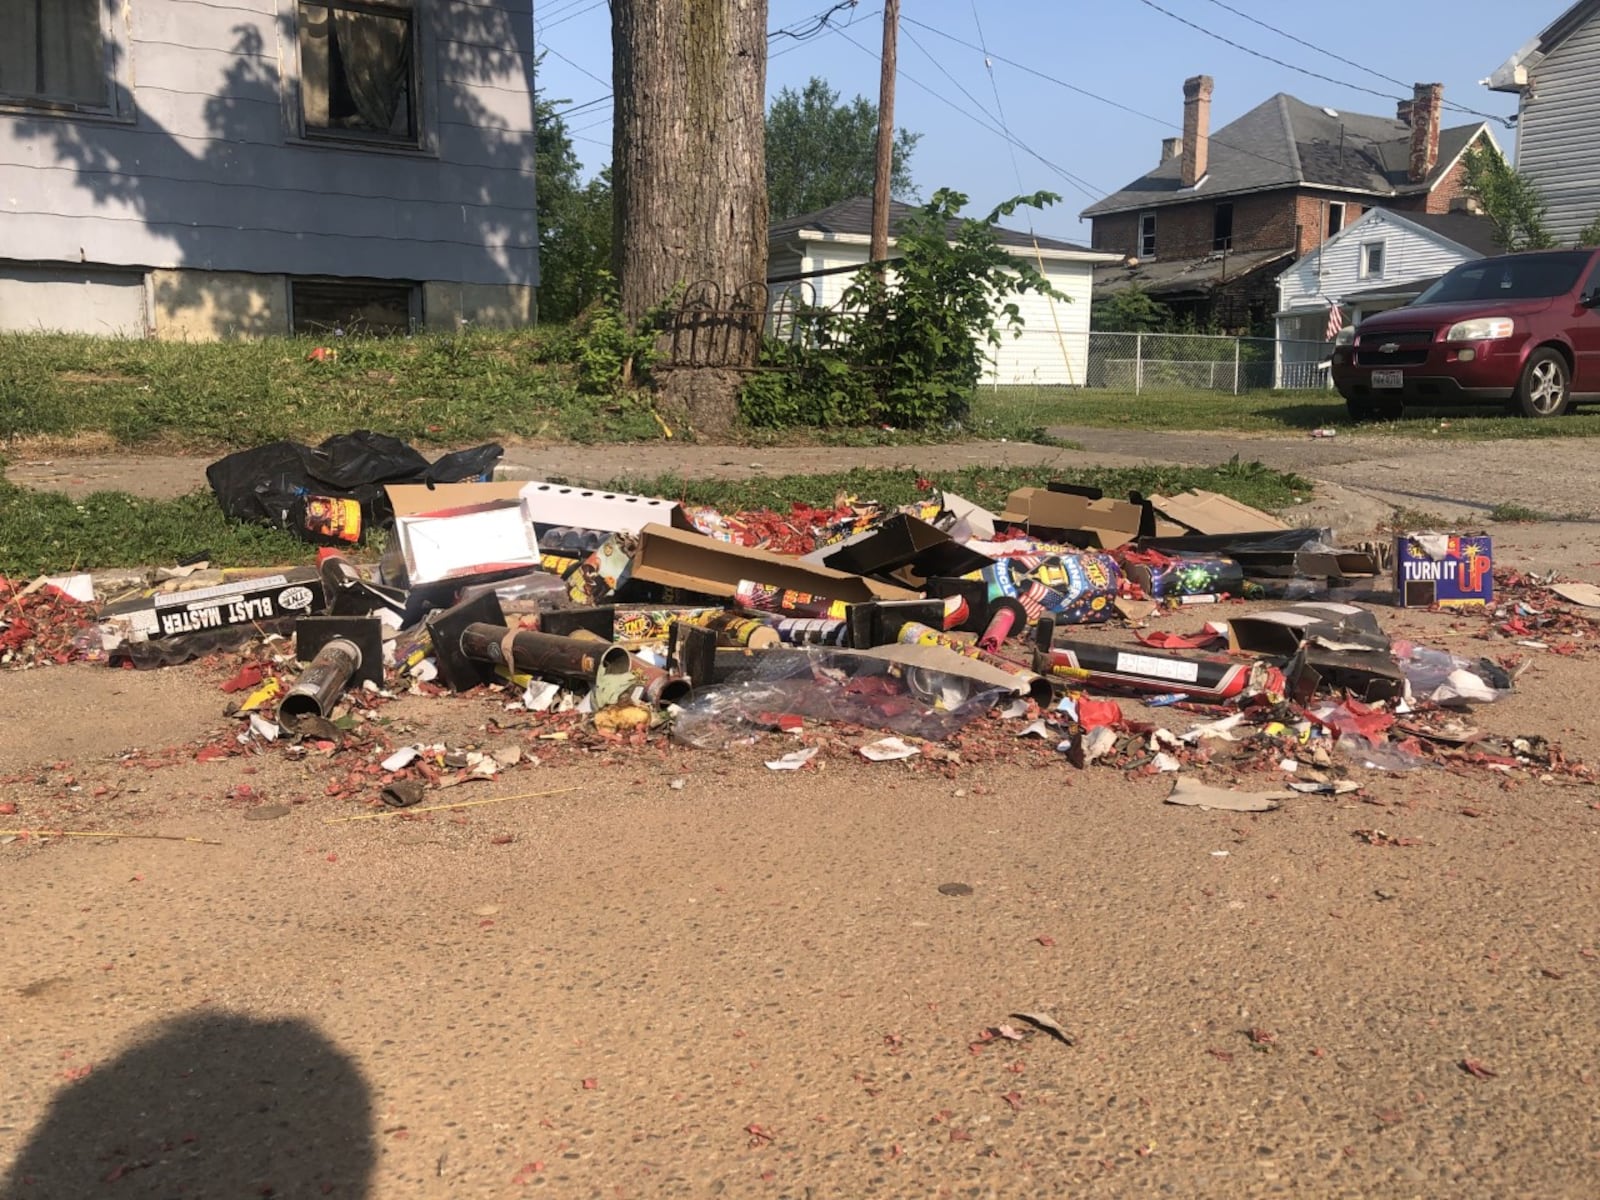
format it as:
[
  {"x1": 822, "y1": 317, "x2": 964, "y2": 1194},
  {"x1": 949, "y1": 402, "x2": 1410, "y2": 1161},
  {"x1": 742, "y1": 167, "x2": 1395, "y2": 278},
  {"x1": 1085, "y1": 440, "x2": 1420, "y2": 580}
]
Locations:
[{"x1": 1371, "y1": 369, "x2": 1403, "y2": 389}]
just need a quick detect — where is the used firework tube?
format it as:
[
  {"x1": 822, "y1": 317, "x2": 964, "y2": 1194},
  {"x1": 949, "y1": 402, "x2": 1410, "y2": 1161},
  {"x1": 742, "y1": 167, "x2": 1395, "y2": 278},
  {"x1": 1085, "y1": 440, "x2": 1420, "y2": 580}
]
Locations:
[
  {"x1": 977, "y1": 598, "x2": 1027, "y2": 653},
  {"x1": 940, "y1": 592, "x2": 971, "y2": 631},
  {"x1": 460, "y1": 624, "x2": 631, "y2": 693},
  {"x1": 614, "y1": 607, "x2": 727, "y2": 644},
  {"x1": 683, "y1": 609, "x2": 781, "y2": 649},
  {"x1": 896, "y1": 622, "x2": 1052, "y2": 705},
  {"x1": 626, "y1": 654, "x2": 694, "y2": 707},
  {"x1": 734, "y1": 579, "x2": 849, "y2": 621},
  {"x1": 774, "y1": 617, "x2": 850, "y2": 646},
  {"x1": 1037, "y1": 640, "x2": 1252, "y2": 700},
  {"x1": 278, "y1": 637, "x2": 362, "y2": 731}
]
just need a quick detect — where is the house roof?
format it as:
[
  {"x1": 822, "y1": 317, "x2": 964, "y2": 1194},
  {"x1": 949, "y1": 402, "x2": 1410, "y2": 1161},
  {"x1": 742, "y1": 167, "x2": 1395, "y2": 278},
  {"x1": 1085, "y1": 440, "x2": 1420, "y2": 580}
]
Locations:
[
  {"x1": 1093, "y1": 246, "x2": 1295, "y2": 299},
  {"x1": 1081, "y1": 93, "x2": 1487, "y2": 218},
  {"x1": 769, "y1": 196, "x2": 1100, "y2": 255},
  {"x1": 1488, "y1": 0, "x2": 1600, "y2": 92},
  {"x1": 1396, "y1": 211, "x2": 1502, "y2": 256},
  {"x1": 1276, "y1": 208, "x2": 1497, "y2": 306},
  {"x1": 1339, "y1": 275, "x2": 1441, "y2": 304}
]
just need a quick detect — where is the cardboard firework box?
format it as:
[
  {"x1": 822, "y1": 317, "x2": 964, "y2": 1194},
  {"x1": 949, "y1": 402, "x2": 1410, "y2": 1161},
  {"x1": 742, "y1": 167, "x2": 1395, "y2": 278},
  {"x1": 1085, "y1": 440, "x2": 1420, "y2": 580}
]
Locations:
[{"x1": 1395, "y1": 534, "x2": 1493, "y2": 609}]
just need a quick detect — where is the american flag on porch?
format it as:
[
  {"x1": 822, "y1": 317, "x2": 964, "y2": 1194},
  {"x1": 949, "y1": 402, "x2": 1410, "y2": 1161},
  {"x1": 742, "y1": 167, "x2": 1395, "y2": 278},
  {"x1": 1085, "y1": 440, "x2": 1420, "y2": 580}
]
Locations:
[{"x1": 1325, "y1": 301, "x2": 1345, "y2": 340}]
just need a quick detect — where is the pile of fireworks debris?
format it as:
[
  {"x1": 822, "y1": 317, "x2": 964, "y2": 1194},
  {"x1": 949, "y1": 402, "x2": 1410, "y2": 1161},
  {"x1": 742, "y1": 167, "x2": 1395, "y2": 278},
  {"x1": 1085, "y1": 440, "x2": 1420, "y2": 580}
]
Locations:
[{"x1": 4, "y1": 433, "x2": 1594, "y2": 808}]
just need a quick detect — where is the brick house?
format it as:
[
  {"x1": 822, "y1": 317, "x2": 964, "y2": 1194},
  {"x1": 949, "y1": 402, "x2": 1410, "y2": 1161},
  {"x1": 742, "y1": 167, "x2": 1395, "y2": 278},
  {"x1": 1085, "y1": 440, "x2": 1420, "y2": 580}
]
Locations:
[{"x1": 1083, "y1": 77, "x2": 1497, "y2": 333}]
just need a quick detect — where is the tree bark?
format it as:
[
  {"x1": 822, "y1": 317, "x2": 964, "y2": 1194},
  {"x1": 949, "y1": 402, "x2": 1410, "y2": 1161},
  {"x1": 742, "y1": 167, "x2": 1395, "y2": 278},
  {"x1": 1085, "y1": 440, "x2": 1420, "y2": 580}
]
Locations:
[{"x1": 612, "y1": 0, "x2": 768, "y2": 436}]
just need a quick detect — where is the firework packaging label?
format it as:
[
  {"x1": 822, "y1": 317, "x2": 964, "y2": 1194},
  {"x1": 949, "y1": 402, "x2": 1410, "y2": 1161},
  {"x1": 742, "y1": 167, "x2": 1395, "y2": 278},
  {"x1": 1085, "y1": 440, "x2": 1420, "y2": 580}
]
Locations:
[
  {"x1": 1395, "y1": 535, "x2": 1492, "y2": 610},
  {"x1": 978, "y1": 554, "x2": 1120, "y2": 626}
]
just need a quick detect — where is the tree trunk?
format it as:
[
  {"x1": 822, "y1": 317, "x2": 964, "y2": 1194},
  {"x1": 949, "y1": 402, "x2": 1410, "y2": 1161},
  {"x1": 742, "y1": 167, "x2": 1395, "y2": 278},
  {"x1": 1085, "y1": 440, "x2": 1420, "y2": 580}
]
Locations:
[{"x1": 612, "y1": 0, "x2": 768, "y2": 436}]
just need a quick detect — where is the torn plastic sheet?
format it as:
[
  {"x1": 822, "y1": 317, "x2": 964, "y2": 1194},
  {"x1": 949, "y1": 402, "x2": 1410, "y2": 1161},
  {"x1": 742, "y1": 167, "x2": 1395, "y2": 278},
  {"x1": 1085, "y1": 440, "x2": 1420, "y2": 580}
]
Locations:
[
  {"x1": 1338, "y1": 733, "x2": 1430, "y2": 771},
  {"x1": 1392, "y1": 640, "x2": 1513, "y2": 706},
  {"x1": 672, "y1": 647, "x2": 1007, "y2": 749}
]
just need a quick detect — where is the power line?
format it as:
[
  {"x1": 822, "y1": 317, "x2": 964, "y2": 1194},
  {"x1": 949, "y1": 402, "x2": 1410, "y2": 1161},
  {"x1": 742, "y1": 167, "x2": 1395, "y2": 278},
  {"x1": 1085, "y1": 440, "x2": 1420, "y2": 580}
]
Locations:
[
  {"x1": 900, "y1": 16, "x2": 1304, "y2": 179},
  {"x1": 1196, "y1": 0, "x2": 1510, "y2": 126},
  {"x1": 836, "y1": 25, "x2": 1106, "y2": 205},
  {"x1": 1139, "y1": 0, "x2": 1512, "y2": 129},
  {"x1": 967, "y1": 0, "x2": 1025, "y2": 199},
  {"x1": 551, "y1": 4, "x2": 880, "y2": 133},
  {"x1": 899, "y1": 25, "x2": 1097, "y2": 200},
  {"x1": 534, "y1": 0, "x2": 604, "y2": 36},
  {"x1": 537, "y1": 42, "x2": 609, "y2": 92}
]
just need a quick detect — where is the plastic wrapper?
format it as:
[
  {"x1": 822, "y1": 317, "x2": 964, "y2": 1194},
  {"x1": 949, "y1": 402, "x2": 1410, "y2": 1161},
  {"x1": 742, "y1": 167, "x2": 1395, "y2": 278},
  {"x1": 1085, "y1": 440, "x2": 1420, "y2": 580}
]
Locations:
[
  {"x1": 454, "y1": 570, "x2": 574, "y2": 613},
  {"x1": 1338, "y1": 733, "x2": 1430, "y2": 771},
  {"x1": 671, "y1": 648, "x2": 1006, "y2": 749},
  {"x1": 1392, "y1": 639, "x2": 1513, "y2": 706}
]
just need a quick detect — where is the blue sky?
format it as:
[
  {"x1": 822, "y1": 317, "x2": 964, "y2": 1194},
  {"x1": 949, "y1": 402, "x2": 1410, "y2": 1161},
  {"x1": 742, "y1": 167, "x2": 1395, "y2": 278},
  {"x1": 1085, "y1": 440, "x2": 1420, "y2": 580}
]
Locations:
[{"x1": 533, "y1": 0, "x2": 1568, "y2": 242}]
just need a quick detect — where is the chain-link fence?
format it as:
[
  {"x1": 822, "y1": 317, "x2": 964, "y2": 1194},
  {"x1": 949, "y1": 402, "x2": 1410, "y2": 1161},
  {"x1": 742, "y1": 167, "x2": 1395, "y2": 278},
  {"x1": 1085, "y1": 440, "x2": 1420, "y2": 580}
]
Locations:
[{"x1": 1085, "y1": 331, "x2": 1333, "y2": 393}]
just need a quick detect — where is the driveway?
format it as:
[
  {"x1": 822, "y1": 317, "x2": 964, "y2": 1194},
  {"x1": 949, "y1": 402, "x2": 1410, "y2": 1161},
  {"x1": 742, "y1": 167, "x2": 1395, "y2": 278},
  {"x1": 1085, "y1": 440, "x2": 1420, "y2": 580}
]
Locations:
[{"x1": 7, "y1": 430, "x2": 1599, "y2": 530}]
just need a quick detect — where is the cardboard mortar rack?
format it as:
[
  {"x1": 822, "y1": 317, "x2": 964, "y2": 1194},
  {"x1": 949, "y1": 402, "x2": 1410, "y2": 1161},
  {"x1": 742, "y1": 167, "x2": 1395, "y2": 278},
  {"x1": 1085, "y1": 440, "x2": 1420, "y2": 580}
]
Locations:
[{"x1": 1395, "y1": 534, "x2": 1493, "y2": 610}]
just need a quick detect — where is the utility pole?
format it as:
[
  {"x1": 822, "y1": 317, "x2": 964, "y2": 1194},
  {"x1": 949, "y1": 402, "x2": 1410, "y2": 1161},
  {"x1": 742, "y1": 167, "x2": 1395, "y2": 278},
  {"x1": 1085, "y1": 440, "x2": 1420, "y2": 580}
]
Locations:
[{"x1": 870, "y1": 0, "x2": 899, "y2": 264}]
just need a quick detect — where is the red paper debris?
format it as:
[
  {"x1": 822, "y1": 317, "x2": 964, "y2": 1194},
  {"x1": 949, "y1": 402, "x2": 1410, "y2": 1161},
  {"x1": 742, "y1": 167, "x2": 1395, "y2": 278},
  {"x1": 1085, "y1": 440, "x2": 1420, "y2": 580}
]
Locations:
[{"x1": 1076, "y1": 698, "x2": 1123, "y2": 731}]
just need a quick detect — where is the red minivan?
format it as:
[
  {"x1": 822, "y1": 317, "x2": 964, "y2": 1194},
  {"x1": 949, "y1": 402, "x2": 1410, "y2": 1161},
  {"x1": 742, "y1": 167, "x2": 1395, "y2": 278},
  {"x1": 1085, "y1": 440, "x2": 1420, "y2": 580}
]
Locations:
[{"x1": 1331, "y1": 247, "x2": 1600, "y2": 420}]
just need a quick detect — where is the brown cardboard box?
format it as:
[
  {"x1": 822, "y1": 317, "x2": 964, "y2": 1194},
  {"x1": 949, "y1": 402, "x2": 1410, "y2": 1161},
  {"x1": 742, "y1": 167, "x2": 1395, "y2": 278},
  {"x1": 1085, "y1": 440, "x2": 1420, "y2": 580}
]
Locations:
[
  {"x1": 384, "y1": 481, "x2": 529, "y2": 516},
  {"x1": 1148, "y1": 489, "x2": 1289, "y2": 535},
  {"x1": 631, "y1": 524, "x2": 918, "y2": 604},
  {"x1": 997, "y1": 487, "x2": 1144, "y2": 549}
]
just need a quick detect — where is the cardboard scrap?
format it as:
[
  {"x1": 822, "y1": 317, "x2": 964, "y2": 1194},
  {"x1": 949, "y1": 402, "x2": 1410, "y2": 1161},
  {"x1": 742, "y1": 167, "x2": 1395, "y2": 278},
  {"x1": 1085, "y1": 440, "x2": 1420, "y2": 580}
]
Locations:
[
  {"x1": 854, "y1": 641, "x2": 1042, "y2": 699},
  {"x1": 1148, "y1": 489, "x2": 1289, "y2": 535},
  {"x1": 1551, "y1": 582, "x2": 1600, "y2": 609},
  {"x1": 996, "y1": 487, "x2": 1143, "y2": 549},
  {"x1": 631, "y1": 524, "x2": 917, "y2": 604},
  {"x1": 518, "y1": 479, "x2": 692, "y2": 535},
  {"x1": 1166, "y1": 776, "x2": 1291, "y2": 812}
]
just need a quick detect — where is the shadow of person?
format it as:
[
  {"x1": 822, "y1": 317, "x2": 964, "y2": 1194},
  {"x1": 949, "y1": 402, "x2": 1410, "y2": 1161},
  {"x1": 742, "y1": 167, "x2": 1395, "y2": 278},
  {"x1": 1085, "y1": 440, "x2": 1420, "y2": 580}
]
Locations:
[{"x1": 1, "y1": 1011, "x2": 375, "y2": 1198}]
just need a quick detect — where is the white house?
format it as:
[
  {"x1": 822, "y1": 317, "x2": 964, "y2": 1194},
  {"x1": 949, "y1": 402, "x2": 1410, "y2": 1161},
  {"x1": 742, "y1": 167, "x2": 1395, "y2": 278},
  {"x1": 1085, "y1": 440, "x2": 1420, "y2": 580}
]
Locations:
[
  {"x1": 767, "y1": 198, "x2": 1122, "y2": 387},
  {"x1": 1487, "y1": 0, "x2": 1600, "y2": 246},
  {"x1": 1273, "y1": 207, "x2": 1500, "y2": 386},
  {"x1": 0, "y1": 0, "x2": 539, "y2": 339}
]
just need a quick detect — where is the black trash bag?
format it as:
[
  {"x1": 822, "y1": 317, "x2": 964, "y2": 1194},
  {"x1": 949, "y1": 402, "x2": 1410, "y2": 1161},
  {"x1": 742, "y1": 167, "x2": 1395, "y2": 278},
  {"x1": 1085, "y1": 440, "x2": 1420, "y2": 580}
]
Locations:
[{"x1": 206, "y1": 431, "x2": 503, "y2": 545}]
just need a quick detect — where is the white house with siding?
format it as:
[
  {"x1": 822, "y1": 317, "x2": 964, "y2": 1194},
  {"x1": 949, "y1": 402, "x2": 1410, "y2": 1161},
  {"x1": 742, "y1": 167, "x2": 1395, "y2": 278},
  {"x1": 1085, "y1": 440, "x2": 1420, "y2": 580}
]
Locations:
[
  {"x1": 1273, "y1": 207, "x2": 1500, "y2": 386},
  {"x1": 768, "y1": 198, "x2": 1122, "y2": 388},
  {"x1": 0, "y1": 0, "x2": 538, "y2": 338},
  {"x1": 1488, "y1": 0, "x2": 1600, "y2": 246}
]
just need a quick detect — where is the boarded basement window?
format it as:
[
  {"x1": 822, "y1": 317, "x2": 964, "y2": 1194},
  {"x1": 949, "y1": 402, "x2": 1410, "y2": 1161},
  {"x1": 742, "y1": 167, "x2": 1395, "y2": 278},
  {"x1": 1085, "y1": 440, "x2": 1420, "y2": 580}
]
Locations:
[{"x1": 290, "y1": 278, "x2": 418, "y2": 335}]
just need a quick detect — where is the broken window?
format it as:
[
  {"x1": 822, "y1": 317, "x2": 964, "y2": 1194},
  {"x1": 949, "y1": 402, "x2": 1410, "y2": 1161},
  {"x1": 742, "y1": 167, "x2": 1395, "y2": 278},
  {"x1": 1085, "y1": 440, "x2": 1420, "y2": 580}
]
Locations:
[
  {"x1": 1139, "y1": 211, "x2": 1157, "y2": 259},
  {"x1": 298, "y1": 0, "x2": 417, "y2": 143},
  {"x1": 1326, "y1": 202, "x2": 1346, "y2": 239},
  {"x1": 1212, "y1": 202, "x2": 1233, "y2": 252},
  {"x1": 291, "y1": 277, "x2": 418, "y2": 335},
  {"x1": 0, "y1": 0, "x2": 107, "y2": 107}
]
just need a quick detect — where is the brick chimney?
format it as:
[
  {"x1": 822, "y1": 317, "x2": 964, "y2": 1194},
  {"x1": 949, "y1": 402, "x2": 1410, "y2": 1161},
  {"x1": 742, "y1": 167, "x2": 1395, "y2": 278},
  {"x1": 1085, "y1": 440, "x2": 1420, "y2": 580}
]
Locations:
[
  {"x1": 1161, "y1": 136, "x2": 1183, "y2": 164},
  {"x1": 1396, "y1": 98, "x2": 1413, "y2": 126},
  {"x1": 1181, "y1": 75, "x2": 1213, "y2": 188},
  {"x1": 1408, "y1": 82, "x2": 1442, "y2": 183}
]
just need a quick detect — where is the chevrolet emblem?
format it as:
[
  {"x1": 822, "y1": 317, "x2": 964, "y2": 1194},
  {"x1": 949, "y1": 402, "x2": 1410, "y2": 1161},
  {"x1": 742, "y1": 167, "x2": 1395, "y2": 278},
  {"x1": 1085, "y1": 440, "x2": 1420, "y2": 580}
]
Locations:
[{"x1": 1379, "y1": 342, "x2": 1399, "y2": 354}]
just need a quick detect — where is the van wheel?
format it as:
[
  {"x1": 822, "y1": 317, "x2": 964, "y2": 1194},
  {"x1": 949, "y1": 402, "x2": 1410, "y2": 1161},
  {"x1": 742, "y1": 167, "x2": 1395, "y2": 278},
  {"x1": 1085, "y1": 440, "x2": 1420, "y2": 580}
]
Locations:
[{"x1": 1516, "y1": 348, "x2": 1570, "y2": 418}]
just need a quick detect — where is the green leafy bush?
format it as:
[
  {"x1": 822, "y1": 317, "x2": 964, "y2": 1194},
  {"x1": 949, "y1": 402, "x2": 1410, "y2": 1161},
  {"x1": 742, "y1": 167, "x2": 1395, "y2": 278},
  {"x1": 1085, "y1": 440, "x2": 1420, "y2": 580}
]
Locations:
[
  {"x1": 740, "y1": 188, "x2": 1064, "y2": 430},
  {"x1": 570, "y1": 273, "x2": 662, "y2": 396}
]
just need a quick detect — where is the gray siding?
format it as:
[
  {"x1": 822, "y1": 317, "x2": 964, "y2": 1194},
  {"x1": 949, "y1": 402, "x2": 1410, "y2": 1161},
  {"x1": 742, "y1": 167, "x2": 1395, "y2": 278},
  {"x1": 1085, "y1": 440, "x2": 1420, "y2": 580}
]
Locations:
[
  {"x1": 0, "y1": 0, "x2": 538, "y2": 286},
  {"x1": 1519, "y1": 12, "x2": 1600, "y2": 244}
]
